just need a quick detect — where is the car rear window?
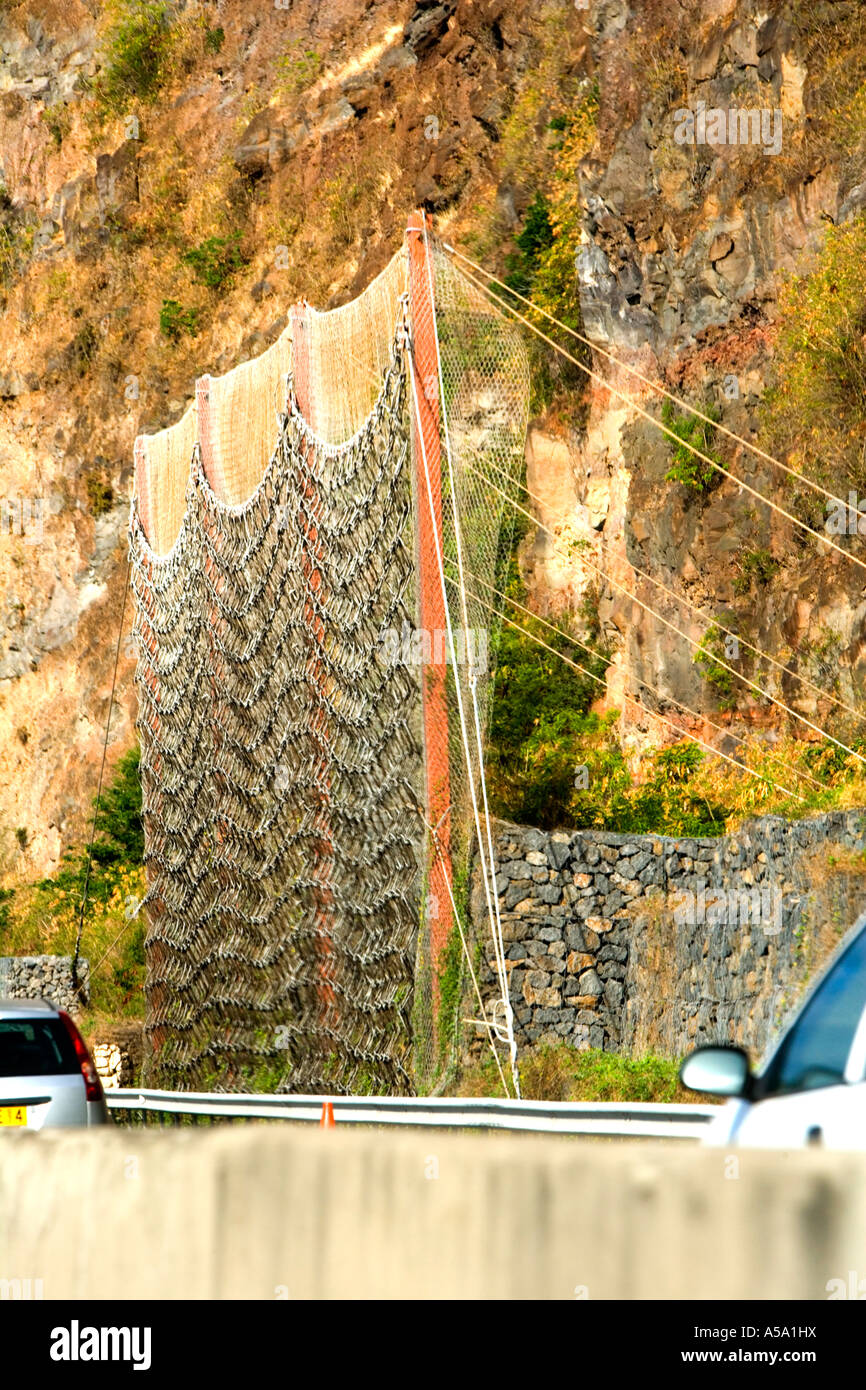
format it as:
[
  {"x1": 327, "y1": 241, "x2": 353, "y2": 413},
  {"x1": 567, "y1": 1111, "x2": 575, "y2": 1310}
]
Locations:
[{"x1": 0, "y1": 1019, "x2": 79, "y2": 1076}]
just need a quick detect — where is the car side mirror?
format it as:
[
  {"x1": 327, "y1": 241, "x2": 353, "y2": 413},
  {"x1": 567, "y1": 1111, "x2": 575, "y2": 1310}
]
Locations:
[{"x1": 680, "y1": 1045, "x2": 752, "y2": 1099}]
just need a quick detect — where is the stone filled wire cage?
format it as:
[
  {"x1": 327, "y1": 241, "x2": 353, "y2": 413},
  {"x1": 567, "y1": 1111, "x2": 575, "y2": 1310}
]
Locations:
[{"x1": 130, "y1": 225, "x2": 529, "y2": 1093}]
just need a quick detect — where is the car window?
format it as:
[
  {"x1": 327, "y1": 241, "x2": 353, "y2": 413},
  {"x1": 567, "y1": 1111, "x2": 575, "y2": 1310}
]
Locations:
[
  {"x1": 759, "y1": 925, "x2": 866, "y2": 1097},
  {"x1": 0, "y1": 1020, "x2": 79, "y2": 1077}
]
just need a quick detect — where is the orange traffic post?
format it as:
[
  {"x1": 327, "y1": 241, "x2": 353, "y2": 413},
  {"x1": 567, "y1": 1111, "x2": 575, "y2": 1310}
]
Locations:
[{"x1": 319, "y1": 1101, "x2": 336, "y2": 1128}]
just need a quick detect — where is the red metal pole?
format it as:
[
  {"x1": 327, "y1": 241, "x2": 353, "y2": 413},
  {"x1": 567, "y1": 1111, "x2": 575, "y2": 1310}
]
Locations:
[{"x1": 407, "y1": 210, "x2": 454, "y2": 1030}]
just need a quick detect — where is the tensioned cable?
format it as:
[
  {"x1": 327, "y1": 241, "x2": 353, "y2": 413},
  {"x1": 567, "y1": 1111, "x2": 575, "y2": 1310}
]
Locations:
[
  {"x1": 467, "y1": 461, "x2": 866, "y2": 770},
  {"x1": 451, "y1": 258, "x2": 866, "y2": 578},
  {"x1": 446, "y1": 555, "x2": 826, "y2": 797},
  {"x1": 420, "y1": 220, "x2": 520, "y2": 1096},
  {"x1": 89, "y1": 901, "x2": 142, "y2": 978},
  {"x1": 426, "y1": 815, "x2": 512, "y2": 1097},
  {"x1": 405, "y1": 314, "x2": 516, "y2": 1079},
  {"x1": 446, "y1": 574, "x2": 807, "y2": 803},
  {"x1": 624, "y1": 561, "x2": 866, "y2": 731},
  {"x1": 445, "y1": 243, "x2": 866, "y2": 534},
  {"x1": 471, "y1": 447, "x2": 866, "y2": 732}
]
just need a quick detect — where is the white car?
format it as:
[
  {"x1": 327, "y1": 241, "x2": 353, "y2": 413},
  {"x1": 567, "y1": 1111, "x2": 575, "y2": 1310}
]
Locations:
[
  {"x1": 0, "y1": 998, "x2": 108, "y2": 1129},
  {"x1": 680, "y1": 912, "x2": 866, "y2": 1148}
]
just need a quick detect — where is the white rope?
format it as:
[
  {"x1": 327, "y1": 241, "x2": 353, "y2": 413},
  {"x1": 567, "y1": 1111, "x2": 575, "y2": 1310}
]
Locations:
[
  {"x1": 445, "y1": 573, "x2": 808, "y2": 803},
  {"x1": 467, "y1": 461, "x2": 866, "y2": 770},
  {"x1": 471, "y1": 445, "x2": 866, "y2": 731},
  {"x1": 444, "y1": 243, "x2": 866, "y2": 535},
  {"x1": 451, "y1": 257, "x2": 866, "y2": 579},
  {"x1": 444, "y1": 554, "x2": 824, "y2": 797},
  {"x1": 421, "y1": 222, "x2": 521, "y2": 1098},
  {"x1": 426, "y1": 816, "x2": 513, "y2": 1097},
  {"x1": 404, "y1": 297, "x2": 516, "y2": 1096}
]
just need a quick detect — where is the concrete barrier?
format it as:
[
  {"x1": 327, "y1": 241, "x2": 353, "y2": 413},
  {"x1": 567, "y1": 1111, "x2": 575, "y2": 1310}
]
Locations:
[{"x1": 2, "y1": 1127, "x2": 866, "y2": 1299}]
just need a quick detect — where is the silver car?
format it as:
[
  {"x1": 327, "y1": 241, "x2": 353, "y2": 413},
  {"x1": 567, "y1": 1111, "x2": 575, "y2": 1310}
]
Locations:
[{"x1": 0, "y1": 998, "x2": 108, "y2": 1129}]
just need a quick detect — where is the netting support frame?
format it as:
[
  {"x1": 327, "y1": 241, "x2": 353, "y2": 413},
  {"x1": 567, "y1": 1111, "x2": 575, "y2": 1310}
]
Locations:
[{"x1": 407, "y1": 210, "x2": 454, "y2": 1034}]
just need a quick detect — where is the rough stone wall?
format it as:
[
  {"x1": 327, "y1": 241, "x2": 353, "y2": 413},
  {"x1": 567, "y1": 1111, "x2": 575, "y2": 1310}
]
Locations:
[
  {"x1": 469, "y1": 811, "x2": 866, "y2": 1060},
  {"x1": 0, "y1": 954, "x2": 89, "y2": 1013},
  {"x1": 88, "y1": 1023, "x2": 143, "y2": 1088},
  {"x1": 91, "y1": 1041, "x2": 133, "y2": 1089}
]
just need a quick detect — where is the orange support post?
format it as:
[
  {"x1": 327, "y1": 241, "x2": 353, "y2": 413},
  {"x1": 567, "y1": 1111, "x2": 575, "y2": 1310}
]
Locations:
[{"x1": 407, "y1": 211, "x2": 454, "y2": 1030}]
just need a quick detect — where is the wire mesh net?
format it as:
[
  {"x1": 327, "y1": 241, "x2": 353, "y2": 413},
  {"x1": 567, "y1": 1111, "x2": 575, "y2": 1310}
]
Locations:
[
  {"x1": 304, "y1": 252, "x2": 408, "y2": 443},
  {"x1": 132, "y1": 349, "x2": 420, "y2": 1093},
  {"x1": 203, "y1": 323, "x2": 293, "y2": 505},
  {"x1": 133, "y1": 403, "x2": 197, "y2": 557},
  {"x1": 130, "y1": 228, "x2": 529, "y2": 1094}
]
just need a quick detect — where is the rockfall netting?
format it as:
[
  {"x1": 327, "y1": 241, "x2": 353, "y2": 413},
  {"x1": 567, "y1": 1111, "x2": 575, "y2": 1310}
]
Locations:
[
  {"x1": 130, "y1": 230, "x2": 529, "y2": 1094},
  {"x1": 133, "y1": 402, "x2": 197, "y2": 560},
  {"x1": 131, "y1": 344, "x2": 419, "y2": 1092}
]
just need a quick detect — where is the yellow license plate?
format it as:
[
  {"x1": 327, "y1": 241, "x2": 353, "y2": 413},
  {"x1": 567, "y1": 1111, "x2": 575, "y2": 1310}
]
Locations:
[{"x1": 0, "y1": 1106, "x2": 27, "y2": 1126}]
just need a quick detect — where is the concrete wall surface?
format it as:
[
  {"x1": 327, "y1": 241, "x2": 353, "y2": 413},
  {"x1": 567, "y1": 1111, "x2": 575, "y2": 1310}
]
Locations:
[{"x1": 2, "y1": 1126, "x2": 866, "y2": 1299}]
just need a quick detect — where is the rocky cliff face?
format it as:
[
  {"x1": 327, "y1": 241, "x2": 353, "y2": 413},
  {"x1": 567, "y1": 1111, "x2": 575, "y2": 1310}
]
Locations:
[
  {"x1": 0, "y1": 0, "x2": 864, "y2": 876},
  {"x1": 537, "y1": 1, "x2": 866, "y2": 760},
  {"x1": 0, "y1": 0, "x2": 546, "y2": 874}
]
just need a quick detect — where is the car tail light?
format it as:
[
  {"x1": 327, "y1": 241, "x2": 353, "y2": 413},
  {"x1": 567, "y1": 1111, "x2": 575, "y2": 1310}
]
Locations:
[{"x1": 57, "y1": 1011, "x2": 104, "y2": 1103}]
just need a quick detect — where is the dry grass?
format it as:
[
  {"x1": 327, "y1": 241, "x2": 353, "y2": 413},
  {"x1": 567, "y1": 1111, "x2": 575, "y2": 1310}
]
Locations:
[{"x1": 458, "y1": 1042, "x2": 700, "y2": 1103}]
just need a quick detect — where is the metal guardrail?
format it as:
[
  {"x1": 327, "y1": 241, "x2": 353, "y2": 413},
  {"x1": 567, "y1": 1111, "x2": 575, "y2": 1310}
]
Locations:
[{"x1": 106, "y1": 1088, "x2": 719, "y2": 1139}]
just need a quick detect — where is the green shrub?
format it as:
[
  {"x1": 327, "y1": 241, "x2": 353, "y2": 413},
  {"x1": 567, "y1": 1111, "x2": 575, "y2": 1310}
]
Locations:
[
  {"x1": 38, "y1": 747, "x2": 143, "y2": 904},
  {"x1": 734, "y1": 547, "x2": 778, "y2": 595},
  {"x1": 89, "y1": 748, "x2": 144, "y2": 870},
  {"x1": 203, "y1": 24, "x2": 224, "y2": 55},
  {"x1": 486, "y1": 572, "x2": 611, "y2": 829},
  {"x1": 693, "y1": 623, "x2": 738, "y2": 711},
  {"x1": 762, "y1": 214, "x2": 866, "y2": 495},
  {"x1": 181, "y1": 232, "x2": 247, "y2": 290},
  {"x1": 96, "y1": 1, "x2": 177, "y2": 114},
  {"x1": 485, "y1": 496, "x2": 725, "y2": 834},
  {"x1": 84, "y1": 471, "x2": 114, "y2": 517},
  {"x1": 276, "y1": 42, "x2": 323, "y2": 97},
  {"x1": 662, "y1": 398, "x2": 722, "y2": 492},
  {"x1": 0, "y1": 215, "x2": 35, "y2": 292},
  {"x1": 497, "y1": 77, "x2": 598, "y2": 416},
  {"x1": 1, "y1": 749, "x2": 146, "y2": 1024},
  {"x1": 436, "y1": 920, "x2": 464, "y2": 1066},
  {"x1": 159, "y1": 298, "x2": 198, "y2": 340},
  {"x1": 460, "y1": 1043, "x2": 702, "y2": 1103},
  {"x1": 41, "y1": 104, "x2": 71, "y2": 148},
  {"x1": 504, "y1": 191, "x2": 554, "y2": 296}
]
